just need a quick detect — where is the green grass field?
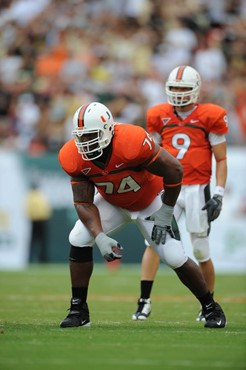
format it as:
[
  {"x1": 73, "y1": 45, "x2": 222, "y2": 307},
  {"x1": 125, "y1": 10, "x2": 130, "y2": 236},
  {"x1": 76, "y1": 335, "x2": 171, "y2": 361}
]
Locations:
[{"x1": 0, "y1": 264, "x2": 245, "y2": 370}]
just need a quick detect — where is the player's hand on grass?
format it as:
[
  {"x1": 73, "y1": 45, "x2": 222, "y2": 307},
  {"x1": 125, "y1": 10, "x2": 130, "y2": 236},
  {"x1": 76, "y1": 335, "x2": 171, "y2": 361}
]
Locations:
[
  {"x1": 202, "y1": 195, "x2": 222, "y2": 222},
  {"x1": 95, "y1": 232, "x2": 123, "y2": 262}
]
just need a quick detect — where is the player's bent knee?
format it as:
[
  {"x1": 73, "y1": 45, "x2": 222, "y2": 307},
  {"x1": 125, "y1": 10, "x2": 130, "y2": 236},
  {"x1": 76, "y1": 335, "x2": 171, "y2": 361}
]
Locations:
[
  {"x1": 69, "y1": 245, "x2": 93, "y2": 262},
  {"x1": 69, "y1": 228, "x2": 93, "y2": 247},
  {"x1": 191, "y1": 235, "x2": 210, "y2": 262},
  {"x1": 155, "y1": 239, "x2": 187, "y2": 269}
]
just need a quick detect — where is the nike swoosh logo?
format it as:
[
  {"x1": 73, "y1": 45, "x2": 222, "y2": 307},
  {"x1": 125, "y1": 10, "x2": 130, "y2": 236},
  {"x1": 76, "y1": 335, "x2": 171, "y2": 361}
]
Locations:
[
  {"x1": 217, "y1": 320, "x2": 222, "y2": 326},
  {"x1": 81, "y1": 320, "x2": 90, "y2": 327},
  {"x1": 115, "y1": 163, "x2": 124, "y2": 168},
  {"x1": 72, "y1": 299, "x2": 80, "y2": 304},
  {"x1": 190, "y1": 119, "x2": 199, "y2": 123}
]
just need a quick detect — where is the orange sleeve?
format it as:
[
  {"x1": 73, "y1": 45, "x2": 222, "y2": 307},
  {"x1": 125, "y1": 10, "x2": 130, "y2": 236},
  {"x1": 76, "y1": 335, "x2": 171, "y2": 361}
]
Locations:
[
  {"x1": 146, "y1": 105, "x2": 164, "y2": 134},
  {"x1": 206, "y1": 104, "x2": 229, "y2": 135},
  {"x1": 58, "y1": 139, "x2": 82, "y2": 176},
  {"x1": 124, "y1": 125, "x2": 157, "y2": 164}
]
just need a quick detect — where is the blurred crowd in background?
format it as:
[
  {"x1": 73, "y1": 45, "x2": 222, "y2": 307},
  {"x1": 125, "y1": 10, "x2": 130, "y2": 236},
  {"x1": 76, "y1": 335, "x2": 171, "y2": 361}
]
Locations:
[{"x1": 0, "y1": 0, "x2": 246, "y2": 156}]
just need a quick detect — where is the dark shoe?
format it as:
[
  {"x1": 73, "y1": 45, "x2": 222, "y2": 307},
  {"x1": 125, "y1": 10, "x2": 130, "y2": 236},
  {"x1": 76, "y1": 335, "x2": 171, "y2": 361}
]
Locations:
[
  {"x1": 60, "y1": 298, "x2": 91, "y2": 328},
  {"x1": 132, "y1": 298, "x2": 151, "y2": 321},
  {"x1": 204, "y1": 302, "x2": 226, "y2": 328}
]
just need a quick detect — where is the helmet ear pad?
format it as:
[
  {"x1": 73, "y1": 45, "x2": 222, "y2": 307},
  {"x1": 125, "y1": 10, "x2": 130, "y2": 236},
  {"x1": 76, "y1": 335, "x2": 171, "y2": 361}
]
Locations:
[
  {"x1": 72, "y1": 102, "x2": 114, "y2": 160},
  {"x1": 165, "y1": 65, "x2": 201, "y2": 107}
]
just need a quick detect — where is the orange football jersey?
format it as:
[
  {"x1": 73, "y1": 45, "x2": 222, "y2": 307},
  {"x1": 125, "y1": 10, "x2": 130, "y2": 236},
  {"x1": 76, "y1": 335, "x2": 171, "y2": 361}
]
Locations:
[
  {"x1": 147, "y1": 103, "x2": 228, "y2": 185},
  {"x1": 58, "y1": 124, "x2": 163, "y2": 211}
]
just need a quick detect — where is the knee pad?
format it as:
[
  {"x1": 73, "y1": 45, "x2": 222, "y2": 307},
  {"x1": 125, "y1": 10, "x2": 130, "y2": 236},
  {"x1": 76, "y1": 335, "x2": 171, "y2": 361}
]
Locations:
[
  {"x1": 190, "y1": 234, "x2": 210, "y2": 262},
  {"x1": 69, "y1": 227, "x2": 94, "y2": 247},
  {"x1": 154, "y1": 238, "x2": 187, "y2": 269},
  {"x1": 69, "y1": 246, "x2": 93, "y2": 262}
]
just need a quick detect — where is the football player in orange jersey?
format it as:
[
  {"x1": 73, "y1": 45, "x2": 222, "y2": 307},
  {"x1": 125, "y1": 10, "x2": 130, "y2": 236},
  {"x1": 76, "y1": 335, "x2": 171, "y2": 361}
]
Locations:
[
  {"x1": 58, "y1": 101, "x2": 226, "y2": 329},
  {"x1": 132, "y1": 65, "x2": 228, "y2": 323}
]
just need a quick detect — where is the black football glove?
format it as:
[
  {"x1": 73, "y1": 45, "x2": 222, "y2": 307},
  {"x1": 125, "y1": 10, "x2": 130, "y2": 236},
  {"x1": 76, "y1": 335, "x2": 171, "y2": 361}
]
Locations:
[
  {"x1": 149, "y1": 203, "x2": 175, "y2": 245},
  {"x1": 202, "y1": 194, "x2": 222, "y2": 222},
  {"x1": 151, "y1": 225, "x2": 175, "y2": 245}
]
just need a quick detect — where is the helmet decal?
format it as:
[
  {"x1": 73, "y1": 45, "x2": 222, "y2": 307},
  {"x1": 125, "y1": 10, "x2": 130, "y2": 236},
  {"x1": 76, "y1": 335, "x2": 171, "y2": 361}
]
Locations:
[
  {"x1": 176, "y1": 65, "x2": 186, "y2": 80},
  {"x1": 77, "y1": 104, "x2": 89, "y2": 128}
]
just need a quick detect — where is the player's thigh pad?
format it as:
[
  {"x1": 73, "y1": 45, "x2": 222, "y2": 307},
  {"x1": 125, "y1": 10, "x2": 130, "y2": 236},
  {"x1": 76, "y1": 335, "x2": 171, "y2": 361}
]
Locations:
[
  {"x1": 153, "y1": 235, "x2": 188, "y2": 269},
  {"x1": 184, "y1": 184, "x2": 209, "y2": 233},
  {"x1": 137, "y1": 218, "x2": 187, "y2": 269},
  {"x1": 69, "y1": 193, "x2": 129, "y2": 247},
  {"x1": 190, "y1": 233, "x2": 210, "y2": 262}
]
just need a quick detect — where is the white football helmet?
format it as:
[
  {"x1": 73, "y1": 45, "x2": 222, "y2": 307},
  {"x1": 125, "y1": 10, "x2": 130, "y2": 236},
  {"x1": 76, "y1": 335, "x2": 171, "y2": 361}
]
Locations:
[
  {"x1": 165, "y1": 65, "x2": 201, "y2": 106},
  {"x1": 72, "y1": 102, "x2": 114, "y2": 160}
]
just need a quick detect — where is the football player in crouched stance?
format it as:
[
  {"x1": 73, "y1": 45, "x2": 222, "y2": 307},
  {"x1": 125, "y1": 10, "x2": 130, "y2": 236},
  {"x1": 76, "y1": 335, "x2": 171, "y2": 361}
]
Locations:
[
  {"x1": 132, "y1": 65, "x2": 228, "y2": 325},
  {"x1": 58, "y1": 101, "x2": 226, "y2": 329}
]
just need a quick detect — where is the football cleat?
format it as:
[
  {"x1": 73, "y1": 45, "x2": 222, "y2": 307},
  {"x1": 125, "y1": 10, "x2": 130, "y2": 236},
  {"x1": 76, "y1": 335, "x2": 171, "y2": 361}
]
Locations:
[
  {"x1": 196, "y1": 308, "x2": 205, "y2": 322},
  {"x1": 60, "y1": 298, "x2": 91, "y2": 328},
  {"x1": 132, "y1": 298, "x2": 151, "y2": 321},
  {"x1": 203, "y1": 302, "x2": 226, "y2": 329}
]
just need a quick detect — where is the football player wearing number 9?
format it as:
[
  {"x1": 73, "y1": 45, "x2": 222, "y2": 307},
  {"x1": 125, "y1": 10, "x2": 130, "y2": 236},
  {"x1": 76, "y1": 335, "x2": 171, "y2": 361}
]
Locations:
[
  {"x1": 132, "y1": 65, "x2": 228, "y2": 327},
  {"x1": 58, "y1": 101, "x2": 226, "y2": 329}
]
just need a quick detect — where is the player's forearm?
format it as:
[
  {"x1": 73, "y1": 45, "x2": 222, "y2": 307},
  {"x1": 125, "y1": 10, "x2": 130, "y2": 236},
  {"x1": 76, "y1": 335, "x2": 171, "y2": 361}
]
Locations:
[
  {"x1": 215, "y1": 160, "x2": 227, "y2": 189},
  {"x1": 162, "y1": 183, "x2": 182, "y2": 207},
  {"x1": 147, "y1": 148, "x2": 183, "y2": 183},
  {"x1": 162, "y1": 160, "x2": 183, "y2": 197},
  {"x1": 147, "y1": 148, "x2": 183, "y2": 206},
  {"x1": 74, "y1": 203, "x2": 103, "y2": 237},
  {"x1": 212, "y1": 141, "x2": 227, "y2": 189}
]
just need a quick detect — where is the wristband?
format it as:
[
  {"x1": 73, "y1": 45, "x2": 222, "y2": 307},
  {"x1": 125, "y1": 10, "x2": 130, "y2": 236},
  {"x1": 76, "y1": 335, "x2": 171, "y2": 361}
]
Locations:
[
  {"x1": 214, "y1": 186, "x2": 224, "y2": 197},
  {"x1": 165, "y1": 181, "x2": 182, "y2": 188}
]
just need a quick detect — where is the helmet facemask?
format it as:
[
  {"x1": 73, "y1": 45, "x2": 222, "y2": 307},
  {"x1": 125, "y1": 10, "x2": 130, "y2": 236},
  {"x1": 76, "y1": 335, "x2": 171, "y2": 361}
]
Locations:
[
  {"x1": 73, "y1": 127, "x2": 111, "y2": 160},
  {"x1": 166, "y1": 84, "x2": 200, "y2": 106},
  {"x1": 72, "y1": 102, "x2": 114, "y2": 161},
  {"x1": 165, "y1": 66, "x2": 201, "y2": 107}
]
